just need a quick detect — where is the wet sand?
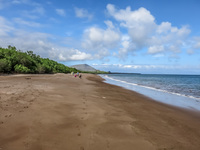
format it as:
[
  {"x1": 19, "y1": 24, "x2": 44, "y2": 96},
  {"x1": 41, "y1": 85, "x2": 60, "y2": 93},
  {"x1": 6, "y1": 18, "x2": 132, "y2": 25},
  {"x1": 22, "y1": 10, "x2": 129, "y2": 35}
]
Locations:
[{"x1": 0, "y1": 73, "x2": 200, "y2": 150}]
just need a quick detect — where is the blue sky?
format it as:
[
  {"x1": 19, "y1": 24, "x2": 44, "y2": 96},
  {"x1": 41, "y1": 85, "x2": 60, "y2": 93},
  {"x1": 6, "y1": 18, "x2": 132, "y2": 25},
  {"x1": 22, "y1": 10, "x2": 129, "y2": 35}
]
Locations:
[{"x1": 0, "y1": 0, "x2": 200, "y2": 74}]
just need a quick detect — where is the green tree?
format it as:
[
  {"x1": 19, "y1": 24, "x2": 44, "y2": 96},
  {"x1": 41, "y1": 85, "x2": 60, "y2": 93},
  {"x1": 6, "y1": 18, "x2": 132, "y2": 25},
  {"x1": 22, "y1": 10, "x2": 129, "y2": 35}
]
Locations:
[
  {"x1": 0, "y1": 46, "x2": 87, "y2": 74},
  {"x1": 0, "y1": 59, "x2": 11, "y2": 73},
  {"x1": 14, "y1": 64, "x2": 30, "y2": 73},
  {"x1": 8, "y1": 45, "x2": 16, "y2": 51}
]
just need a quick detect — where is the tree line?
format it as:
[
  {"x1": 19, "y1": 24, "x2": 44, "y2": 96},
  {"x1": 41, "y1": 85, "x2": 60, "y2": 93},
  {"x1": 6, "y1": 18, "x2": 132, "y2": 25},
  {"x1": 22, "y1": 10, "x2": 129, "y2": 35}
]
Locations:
[{"x1": 0, "y1": 46, "x2": 78, "y2": 74}]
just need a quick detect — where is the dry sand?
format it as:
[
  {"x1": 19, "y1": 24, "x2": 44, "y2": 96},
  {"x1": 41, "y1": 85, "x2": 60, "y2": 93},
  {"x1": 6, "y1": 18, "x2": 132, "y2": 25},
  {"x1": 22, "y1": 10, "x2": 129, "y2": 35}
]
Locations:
[{"x1": 0, "y1": 73, "x2": 200, "y2": 150}]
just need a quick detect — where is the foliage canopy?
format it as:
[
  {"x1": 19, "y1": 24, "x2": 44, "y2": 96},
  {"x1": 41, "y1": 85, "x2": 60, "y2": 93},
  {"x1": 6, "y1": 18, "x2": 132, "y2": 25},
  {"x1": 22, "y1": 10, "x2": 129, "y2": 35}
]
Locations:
[{"x1": 0, "y1": 46, "x2": 78, "y2": 74}]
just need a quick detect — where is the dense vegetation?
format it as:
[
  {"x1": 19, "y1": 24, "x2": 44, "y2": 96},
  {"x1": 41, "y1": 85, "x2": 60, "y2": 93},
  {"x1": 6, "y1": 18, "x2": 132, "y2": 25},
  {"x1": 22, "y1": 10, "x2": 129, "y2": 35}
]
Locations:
[{"x1": 0, "y1": 46, "x2": 78, "y2": 74}]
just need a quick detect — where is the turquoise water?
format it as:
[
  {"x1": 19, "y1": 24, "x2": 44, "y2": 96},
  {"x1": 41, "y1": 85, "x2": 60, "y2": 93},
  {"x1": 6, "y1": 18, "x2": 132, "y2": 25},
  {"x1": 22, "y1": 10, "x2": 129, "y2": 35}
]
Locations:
[{"x1": 100, "y1": 74, "x2": 200, "y2": 111}]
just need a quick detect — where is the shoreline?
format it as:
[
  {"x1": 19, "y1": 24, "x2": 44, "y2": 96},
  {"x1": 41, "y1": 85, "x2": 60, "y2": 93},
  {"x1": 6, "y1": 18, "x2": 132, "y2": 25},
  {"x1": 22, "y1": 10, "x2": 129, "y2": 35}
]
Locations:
[
  {"x1": 95, "y1": 74, "x2": 200, "y2": 117},
  {"x1": 100, "y1": 74, "x2": 200, "y2": 111},
  {"x1": 0, "y1": 73, "x2": 200, "y2": 150}
]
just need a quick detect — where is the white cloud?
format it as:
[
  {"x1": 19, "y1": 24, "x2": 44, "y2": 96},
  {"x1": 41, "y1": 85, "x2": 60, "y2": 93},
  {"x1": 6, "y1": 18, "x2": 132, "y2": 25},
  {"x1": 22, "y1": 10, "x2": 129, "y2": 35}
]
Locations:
[
  {"x1": 81, "y1": 22, "x2": 121, "y2": 59},
  {"x1": 82, "y1": 26, "x2": 120, "y2": 52},
  {"x1": 92, "y1": 63, "x2": 200, "y2": 74},
  {"x1": 94, "y1": 49, "x2": 110, "y2": 59},
  {"x1": 18, "y1": 2, "x2": 46, "y2": 19},
  {"x1": 12, "y1": 0, "x2": 22, "y2": 4},
  {"x1": 107, "y1": 4, "x2": 155, "y2": 28},
  {"x1": 193, "y1": 37, "x2": 200, "y2": 49},
  {"x1": 74, "y1": 7, "x2": 93, "y2": 20},
  {"x1": 56, "y1": 9, "x2": 66, "y2": 17},
  {"x1": 148, "y1": 45, "x2": 164, "y2": 54},
  {"x1": 0, "y1": 0, "x2": 24, "y2": 9},
  {"x1": 1, "y1": 0, "x2": 45, "y2": 16},
  {"x1": 0, "y1": 16, "x2": 92, "y2": 62},
  {"x1": 156, "y1": 22, "x2": 173, "y2": 34},
  {"x1": 13, "y1": 18, "x2": 42, "y2": 27},
  {"x1": 0, "y1": 16, "x2": 14, "y2": 36},
  {"x1": 5, "y1": 0, "x2": 41, "y2": 7},
  {"x1": 70, "y1": 50, "x2": 92, "y2": 61},
  {"x1": 11, "y1": 0, "x2": 32, "y2": 5},
  {"x1": 118, "y1": 35, "x2": 134, "y2": 58},
  {"x1": 92, "y1": 64, "x2": 164, "y2": 70},
  {"x1": 32, "y1": 6, "x2": 45, "y2": 15},
  {"x1": 187, "y1": 36, "x2": 200, "y2": 54},
  {"x1": 52, "y1": 48, "x2": 92, "y2": 61},
  {"x1": 104, "y1": 20, "x2": 114, "y2": 29},
  {"x1": 107, "y1": 4, "x2": 156, "y2": 49},
  {"x1": 106, "y1": 4, "x2": 192, "y2": 58}
]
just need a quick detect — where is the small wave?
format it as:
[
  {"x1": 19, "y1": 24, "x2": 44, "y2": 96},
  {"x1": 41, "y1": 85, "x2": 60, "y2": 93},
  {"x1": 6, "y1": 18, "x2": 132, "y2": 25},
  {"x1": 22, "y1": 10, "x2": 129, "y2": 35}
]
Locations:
[{"x1": 102, "y1": 75, "x2": 200, "y2": 101}]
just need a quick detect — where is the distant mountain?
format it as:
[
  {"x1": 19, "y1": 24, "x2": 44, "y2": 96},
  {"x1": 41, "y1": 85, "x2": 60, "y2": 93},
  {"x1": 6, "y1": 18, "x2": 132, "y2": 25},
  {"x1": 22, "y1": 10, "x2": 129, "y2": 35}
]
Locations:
[{"x1": 71, "y1": 64, "x2": 97, "y2": 72}]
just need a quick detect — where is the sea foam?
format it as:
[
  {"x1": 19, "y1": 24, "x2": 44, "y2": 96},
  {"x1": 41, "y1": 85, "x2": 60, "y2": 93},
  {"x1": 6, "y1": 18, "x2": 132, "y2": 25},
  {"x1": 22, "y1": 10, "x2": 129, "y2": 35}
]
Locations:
[{"x1": 100, "y1": 74, "x2": 200, "y2": 111}]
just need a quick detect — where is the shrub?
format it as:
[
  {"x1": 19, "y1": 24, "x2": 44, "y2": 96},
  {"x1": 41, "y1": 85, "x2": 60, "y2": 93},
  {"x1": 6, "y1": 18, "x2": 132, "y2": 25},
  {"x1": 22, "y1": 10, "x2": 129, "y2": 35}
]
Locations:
[
  {"x1": 14, "y1": 64, "x2": 30, "y2": 73},
  {"x1": 0, "y1": 58, "x2": 11, "y2": 73}
]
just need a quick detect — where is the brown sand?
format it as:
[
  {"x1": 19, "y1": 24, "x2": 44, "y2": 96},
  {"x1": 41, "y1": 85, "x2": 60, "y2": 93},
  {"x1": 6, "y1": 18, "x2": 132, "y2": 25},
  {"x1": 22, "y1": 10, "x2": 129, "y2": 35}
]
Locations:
[{"x1": 0, "y1": 73, "x2": 200, "y2": 150}]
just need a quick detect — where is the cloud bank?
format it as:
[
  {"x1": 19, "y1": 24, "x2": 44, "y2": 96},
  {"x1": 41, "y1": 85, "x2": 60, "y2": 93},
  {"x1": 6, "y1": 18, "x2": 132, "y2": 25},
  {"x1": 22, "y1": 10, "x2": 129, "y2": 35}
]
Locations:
[
  {"x1": 0, "y1": 15, "x2": 91, "y2": 61},
  {"x1": 80, "y1": 4, "x2": 195, "y2": 61},
  {"x1": 106, "y1": 4, "x2": 191, "y2": 58}
]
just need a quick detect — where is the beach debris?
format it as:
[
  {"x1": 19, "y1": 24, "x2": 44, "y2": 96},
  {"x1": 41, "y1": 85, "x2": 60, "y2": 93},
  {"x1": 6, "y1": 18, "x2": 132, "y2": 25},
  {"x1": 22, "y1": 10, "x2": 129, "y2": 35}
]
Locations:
[{"x1": 102, "y1": 97, "x2": 106, "y2": 99}]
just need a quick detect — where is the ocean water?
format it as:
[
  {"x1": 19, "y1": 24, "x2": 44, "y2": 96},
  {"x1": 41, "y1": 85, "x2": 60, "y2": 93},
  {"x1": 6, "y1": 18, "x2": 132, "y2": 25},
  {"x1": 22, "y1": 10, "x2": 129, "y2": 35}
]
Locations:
[{"x1": 100, "y1": 74, "x2": 200, "y2": 111}]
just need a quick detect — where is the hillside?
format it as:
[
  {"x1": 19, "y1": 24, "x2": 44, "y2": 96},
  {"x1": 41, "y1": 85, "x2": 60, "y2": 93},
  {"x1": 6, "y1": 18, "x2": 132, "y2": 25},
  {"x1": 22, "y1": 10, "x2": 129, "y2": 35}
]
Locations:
[{"x1": 71, "y1": 64, "x2": 97, "y2": 72}]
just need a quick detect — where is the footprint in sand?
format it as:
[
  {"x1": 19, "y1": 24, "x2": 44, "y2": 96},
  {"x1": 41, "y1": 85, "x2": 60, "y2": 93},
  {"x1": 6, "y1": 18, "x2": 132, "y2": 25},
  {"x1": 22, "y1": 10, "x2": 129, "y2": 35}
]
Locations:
[
  {"x1": 76, "y1": 126, "x2": 81, "y2": 136},
  {"x1": 80, "y1": 146, "x2": 84, "y2": 150},
  {"x1": 77, "y1": 132, "x2": 81, "y2": 136},
  {"x1": 107, "y1": 140, "x2": 110, "y2": 149},
  {"x1": 5, "y1": 114, "x2": 12, "y2": 118}
]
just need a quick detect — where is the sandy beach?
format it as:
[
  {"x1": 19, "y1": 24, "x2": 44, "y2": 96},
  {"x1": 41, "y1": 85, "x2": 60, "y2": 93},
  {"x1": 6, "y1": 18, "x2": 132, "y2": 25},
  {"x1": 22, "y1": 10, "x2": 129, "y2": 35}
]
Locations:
[{"x1": 0, "y1": 73, "x2": 200, "y2": 150}]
